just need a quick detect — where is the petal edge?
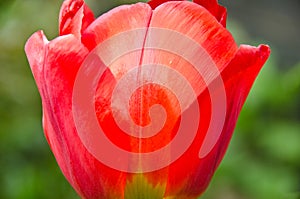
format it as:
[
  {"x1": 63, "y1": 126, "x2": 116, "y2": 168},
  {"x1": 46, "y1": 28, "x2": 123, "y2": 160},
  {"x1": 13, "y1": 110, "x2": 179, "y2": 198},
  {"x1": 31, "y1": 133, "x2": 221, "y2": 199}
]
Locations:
[{"x1": 24, "y1": 30, "x2": 49, "y2": 92}]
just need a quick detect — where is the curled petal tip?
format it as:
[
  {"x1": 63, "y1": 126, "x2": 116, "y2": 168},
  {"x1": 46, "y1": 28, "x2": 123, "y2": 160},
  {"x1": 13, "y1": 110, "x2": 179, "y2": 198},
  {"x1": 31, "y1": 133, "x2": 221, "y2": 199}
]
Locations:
[
  {"x1": 258, "y1": 44, "x2": 271, "y2": 59},
  {"x1": 240, "y1": 44, "x2": 271, "y2": 63},
  {"x1": 221, "y1": 44, "x2": 271, "y2": 84}
]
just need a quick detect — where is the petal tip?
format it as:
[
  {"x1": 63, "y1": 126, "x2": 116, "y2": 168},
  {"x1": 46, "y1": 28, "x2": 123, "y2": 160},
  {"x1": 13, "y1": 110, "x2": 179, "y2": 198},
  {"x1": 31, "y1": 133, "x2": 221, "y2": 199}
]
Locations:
[
  {"x1": 25, "y1": 30, "x2": 49, "y2": 69},
  {"x1": 25, "y1": 30, "x2": 47, "y2": 50},
  {"x1": 258, "y1": 44, "x2": 271, "y2": 57},
  {"x1": 239, "y1": 44, "x2": 271, "y2": 61},
  {"x1": 25, "y1": 30, "x2": 49, "y2": 91}
]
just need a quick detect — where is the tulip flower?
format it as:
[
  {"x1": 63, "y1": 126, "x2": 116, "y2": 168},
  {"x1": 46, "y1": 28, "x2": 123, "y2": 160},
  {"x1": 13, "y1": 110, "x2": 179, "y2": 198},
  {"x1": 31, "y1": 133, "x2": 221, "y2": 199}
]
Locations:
[{"x1": 25, "y1": 0, "x2": 270, "y2": 198}]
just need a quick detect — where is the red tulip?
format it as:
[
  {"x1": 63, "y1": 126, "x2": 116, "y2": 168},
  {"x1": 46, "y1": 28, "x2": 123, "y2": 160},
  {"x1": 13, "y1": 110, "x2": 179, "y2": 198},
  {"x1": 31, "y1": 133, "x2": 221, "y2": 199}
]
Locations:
[{"x1": 25, "y1": 0, "x2": 270, "y2": 198}]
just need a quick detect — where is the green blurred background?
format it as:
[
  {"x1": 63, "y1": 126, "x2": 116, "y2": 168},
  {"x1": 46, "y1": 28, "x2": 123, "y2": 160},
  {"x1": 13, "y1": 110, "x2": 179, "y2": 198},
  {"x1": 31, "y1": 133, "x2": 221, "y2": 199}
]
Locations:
[{"x1": 0, "y1": 0, "x2": 299, "y2": 198}]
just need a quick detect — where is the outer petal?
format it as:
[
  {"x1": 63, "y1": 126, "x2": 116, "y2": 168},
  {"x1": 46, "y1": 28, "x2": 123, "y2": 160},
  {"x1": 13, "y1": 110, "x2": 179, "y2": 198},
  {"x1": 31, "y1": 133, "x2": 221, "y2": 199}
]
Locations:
[
  {"x1": 59, "y1": 0, "x2": 95, "y2": 38},
  {"x1": 214, "y1": 45, "x2": 271, "y2": 168},
  {"x1": 41, "y1": 35, "x2": 128, "y2": 198},
  {"x1": 165, "y1": 45, "x2": 270, "y2": 197}
]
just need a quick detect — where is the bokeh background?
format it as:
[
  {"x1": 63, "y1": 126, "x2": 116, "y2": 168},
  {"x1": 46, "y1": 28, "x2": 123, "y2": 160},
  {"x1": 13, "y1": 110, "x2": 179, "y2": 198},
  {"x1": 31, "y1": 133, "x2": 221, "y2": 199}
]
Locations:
[{"x1": 0, "y1": 0, "x2": 299, "y2": 198}]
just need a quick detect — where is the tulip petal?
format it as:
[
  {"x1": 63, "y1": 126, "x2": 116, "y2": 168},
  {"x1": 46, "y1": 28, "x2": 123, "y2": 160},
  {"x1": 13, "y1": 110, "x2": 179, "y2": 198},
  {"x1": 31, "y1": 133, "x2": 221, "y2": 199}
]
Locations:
[
  {"x1": 166, "y1": 45, "x2": 270, "y2": 197},
  {"x1": 197, "y1": 45, "x2": 270, "y2": 194},
  {"x1": 42, "y1": 35, "x2": 131, "y2": 198},
  {"x1": 24, "y1": 32, "x2": 91, "y2": 196},
  {"x1": 40, "y1": 35, "x2": 90, "y2": 197},
  {"x1": 213, "y1": 45, "x2": 271, "y2": 165},
  {"x1": 59, "y1": 0, "x2": 95, "y2": 38},
  {"x1": 40, "y1": 35, "x2": 110, "y2": 198}
]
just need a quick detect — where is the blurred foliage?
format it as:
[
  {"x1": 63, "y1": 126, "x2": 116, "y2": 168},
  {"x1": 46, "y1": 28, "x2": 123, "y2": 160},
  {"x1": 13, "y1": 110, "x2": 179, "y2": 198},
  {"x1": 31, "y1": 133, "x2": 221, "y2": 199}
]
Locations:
[{"x1": 0, "y1": 0, "x2": 299, "y2": 199}]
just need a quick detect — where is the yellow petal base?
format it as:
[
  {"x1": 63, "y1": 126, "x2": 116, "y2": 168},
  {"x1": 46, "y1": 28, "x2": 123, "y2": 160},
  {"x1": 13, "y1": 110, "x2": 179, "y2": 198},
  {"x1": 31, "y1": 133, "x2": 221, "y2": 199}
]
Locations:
[{"x1": 124, "y1": 174, "x2": 166, "y2": 199}]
